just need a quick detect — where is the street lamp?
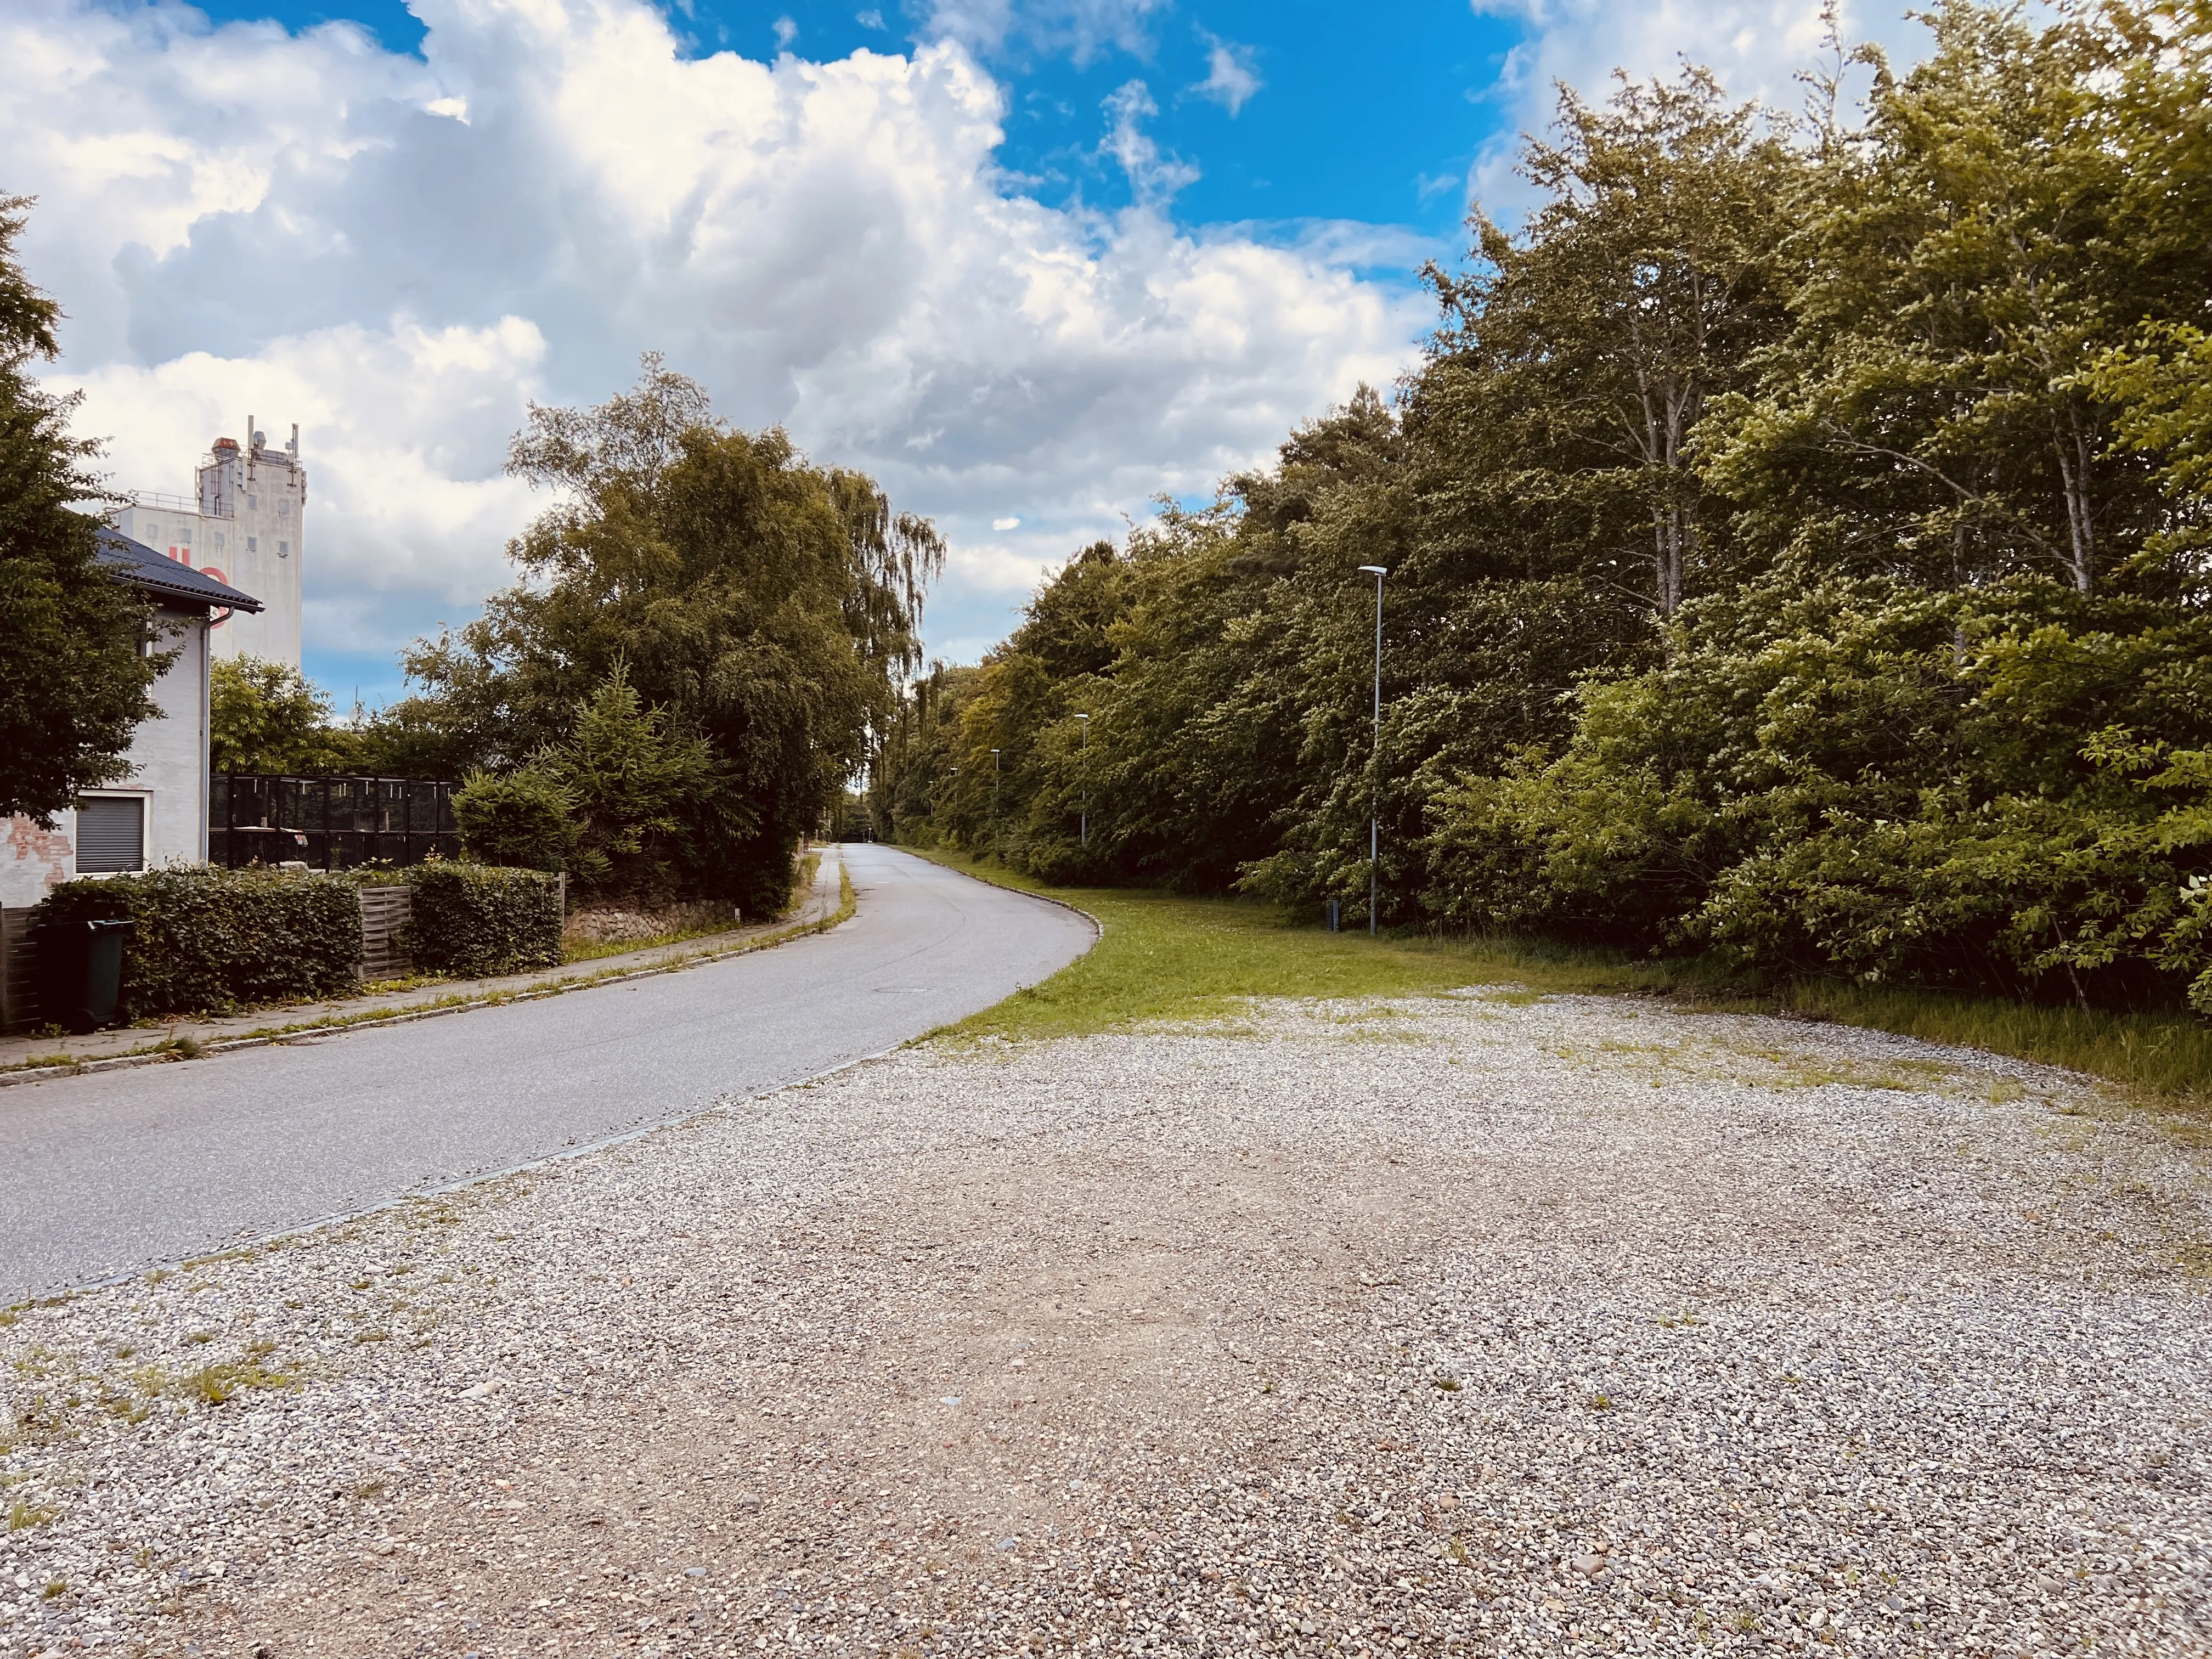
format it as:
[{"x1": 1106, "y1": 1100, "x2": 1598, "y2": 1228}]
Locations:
[
  {"x1": 990, "y1": 748, "x2": 1001, "y2": 851},
  {"x1": 1357, "y1": 565, "x2": 1388, "y2": 936},
  {"x1": 1074, "y1": 713, "x2": 1090, "y2": 847}
]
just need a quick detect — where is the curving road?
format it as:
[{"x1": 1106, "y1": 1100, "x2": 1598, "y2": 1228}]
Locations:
[{"x1": 0, "y1": 845, "x2": 1093, "y2": 1302}]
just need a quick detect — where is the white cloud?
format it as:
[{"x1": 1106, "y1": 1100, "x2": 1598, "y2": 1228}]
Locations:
[
  {"x1": 1463, "y1": 0, "x2": 1926, "y2": 219},
  {"x1": 856, "y1": 9, "x2": 885, "y2": 28},
  {"x1": 1190, "y1": 33, "x2": 1260, "y2": 116},
  {"x1": 772, "y1": 14, "x2": 799, "y2": 49},
  {"x1": 77, "y1": 319, "x2": 549, "y2": 647},
  {"x1": 1099, "y1": 80, "x2": 1200, "y2": 204},
  {"x1": 917, "y1": 0, "x2": 1166, "y2": 65},
  {"x1": 7, "y1": 0, "x2": 1423, "y2": 676},
  {"x1": 992, "y1": 515, "x2": 1021, "y2": 529}
]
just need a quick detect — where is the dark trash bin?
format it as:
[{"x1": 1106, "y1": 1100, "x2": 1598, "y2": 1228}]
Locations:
[{"x1": 39, "y1": 917, "x2": 137, "y2": 1034}]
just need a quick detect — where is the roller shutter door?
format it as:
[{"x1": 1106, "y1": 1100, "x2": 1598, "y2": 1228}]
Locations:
[{"x1": 77, "y1": 797, "x2": 145, "y2": 873}]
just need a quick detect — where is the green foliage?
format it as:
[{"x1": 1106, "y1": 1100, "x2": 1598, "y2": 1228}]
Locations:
[
  {"x1": 209, "y1": 656, "x2": 367, "y2": 775},
  {"x1": 403, "y1": 861, "x2": 562, "y2": 979},
  {"x1": 542, "y1": 661, "x2": 720, "y2": 897},
  {"x1": 453, "y1": 766, "x2": 578, "y2": 873},
  {"x1": 0, "y1": 195, "x2": 163, "y2": 821},
  {"x1": 40, "y1": 866, "x2": 362, "y2": 1019},
  {"x1": 878, "y1": 3, "x2": 2212, "y2": 1026},
  {"x1": 1429, "y1": 573, "x2": 2212, "y2": 1009},
  {"x1": 2093, "y1": 321, "x2": 2212, "y2": 567},
  {"x1": 452, "y1": 663, "x2": 724, "y2": 895},
  {"x1": 392, "y1": 356, "x2": 940, "y2": 918}
]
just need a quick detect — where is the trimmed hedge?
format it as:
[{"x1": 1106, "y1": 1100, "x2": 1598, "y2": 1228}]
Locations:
[
  {"x1": 404, "y1": 861, "x2": 562, "y2": 979},
  {"x1": 40, "y1": 865, "x2": 362, "y2": 1020}
]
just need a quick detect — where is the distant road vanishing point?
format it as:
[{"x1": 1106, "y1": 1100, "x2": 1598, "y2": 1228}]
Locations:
[{"x1": 0, "y1": 845, "x2": 1094, "y2": 1302}]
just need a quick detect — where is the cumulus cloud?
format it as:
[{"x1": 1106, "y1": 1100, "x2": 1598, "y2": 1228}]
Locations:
[
  {"x1": 773, "y1": 14, "x2": 799, "y2": 49},
  {"x1": 1463, "y1": 0, "x2": 1926, "y2": 218},
  {"x1": 74, "y1": 319, "x2": 549, "y2": 650},
  {"x1": 5, "y1": 0, "x2": 1424, "y2": 676},
  {"x1": 1190, "y1": 32, "x2": 1261, "y2": 116}
]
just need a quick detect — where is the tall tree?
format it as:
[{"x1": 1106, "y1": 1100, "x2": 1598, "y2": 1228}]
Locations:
[
  {"x1": 1703, "y1": 0, "x2": 2203, "y2": 594},
  {"x1": 0, "y1": 195, "x2": 162, "y2": 822},
  {"x1": 1428, "y1": 67, "x2": 1796, "y2": 615},
  {"x1": 407, "y1": 358, "x2": 942, "y2": 912}
]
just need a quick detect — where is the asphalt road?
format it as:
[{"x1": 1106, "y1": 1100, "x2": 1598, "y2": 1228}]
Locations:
[{"x1": 0, "y1": 845, "x2": 1094, "y2": 1302}]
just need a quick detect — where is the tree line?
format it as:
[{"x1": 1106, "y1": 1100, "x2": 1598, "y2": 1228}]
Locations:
[{"x1": 872, "y1": 0, "x2": 2212, "y2": 1015}]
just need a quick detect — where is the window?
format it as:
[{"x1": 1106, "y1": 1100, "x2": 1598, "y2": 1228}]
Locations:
[
  {"x1": 213, "y1": 532, "x2": 226, "y2": 549},
  {"x1": 278, "y1": 500, "x2": 290, "y2": 519},
  {"x1": 278, "y1": 541, "x2": 289, "y2": 557},
  {"x1": 247, "y1": 493, "x2": 257, "y2": 510},
  {"x1": 247, "y1": 536, "x2": 258, "y2": 552},
  {"x1": 143, "y1": 521, "x2": 161, "y2": 542},
  {"x1": 77, "y1": 797, "x2": 145, "y2": 873}
]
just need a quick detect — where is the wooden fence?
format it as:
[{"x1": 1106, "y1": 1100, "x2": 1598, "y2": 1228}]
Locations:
[
  {"x1": 359, "y1": 885, "x2": 414, "y2": 981},
  {"x1": 0, "y1": 906, "x2": 36, "y2": 1035}
]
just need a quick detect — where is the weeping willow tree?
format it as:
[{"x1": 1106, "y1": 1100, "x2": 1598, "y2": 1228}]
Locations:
[{"x1": 403, "y1": 356, "x2": 943, "y2": 913}]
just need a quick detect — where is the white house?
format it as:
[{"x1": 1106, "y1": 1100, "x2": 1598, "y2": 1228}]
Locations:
[
  {"x1": 0, "y1": 530, "x2": 264, "y2": 908},
  {"x1": 107, "y1": 418, "x2": 304, "y2": 669}
]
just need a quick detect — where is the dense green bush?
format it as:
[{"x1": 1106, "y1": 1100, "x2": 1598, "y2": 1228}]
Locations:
[
  {"x1": 404, "y1": 861, "x2": 562, "y2": 978},
  {"x1": 40, "y1": 865, "x2": 362, "y2": 1019},
  {"x1": 453, "y1": 765, "x2": 579, "y2": 873},
  {"x1": 1427, "y1": 575, "x2": 2212, "y2": 1010}
]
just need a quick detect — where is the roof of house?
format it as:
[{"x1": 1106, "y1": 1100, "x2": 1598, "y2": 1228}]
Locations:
[{"x1": 95, "y1": 528, "x2": 265, "y2": 614}]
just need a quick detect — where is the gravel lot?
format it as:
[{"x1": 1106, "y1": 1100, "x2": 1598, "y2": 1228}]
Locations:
[{"x1": 2, "y1": 990, "x2": 2208, "y2": 1658}]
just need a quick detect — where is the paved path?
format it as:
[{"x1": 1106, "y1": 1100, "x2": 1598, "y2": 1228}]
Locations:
[
  {"x1": 0, "y1": 853, "x2": 848, "y2": 1076},
  {"x1": 0, "y1": 845, "x2": 1092, "y2": 1302}
]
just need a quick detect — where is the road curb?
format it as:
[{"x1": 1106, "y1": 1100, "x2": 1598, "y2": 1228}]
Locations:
[{"x1": 0, "y1": 860, "x2": 857, "y2": 1092}]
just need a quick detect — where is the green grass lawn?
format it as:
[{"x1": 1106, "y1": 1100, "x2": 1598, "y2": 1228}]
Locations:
[{"x1": 904, "y1": 845, "x2": 2212, "y2": 1128}]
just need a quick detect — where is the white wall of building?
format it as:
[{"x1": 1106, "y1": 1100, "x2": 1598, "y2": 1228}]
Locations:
[{"x1": 0, "y1": 608, "x2": 212, "y2": 908}]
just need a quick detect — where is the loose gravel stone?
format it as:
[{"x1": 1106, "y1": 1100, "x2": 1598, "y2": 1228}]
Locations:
[{"x1": 1, "y1": 989, "x2": 2207, "y2": 1657}]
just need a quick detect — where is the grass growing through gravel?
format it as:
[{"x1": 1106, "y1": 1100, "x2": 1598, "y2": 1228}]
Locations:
[{"x1": 905, "y1": 846, "x2": 2212, "y2": 1125}]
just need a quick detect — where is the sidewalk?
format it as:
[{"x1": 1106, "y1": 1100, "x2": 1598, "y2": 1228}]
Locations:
[{"x1": 0, "y1": 847, "x2": 848, "y2": 1085}]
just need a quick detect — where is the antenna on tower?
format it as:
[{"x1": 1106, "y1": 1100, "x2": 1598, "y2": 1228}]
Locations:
[{"x1": 288, "y1": 422, "x2": 299, "y2": 458}]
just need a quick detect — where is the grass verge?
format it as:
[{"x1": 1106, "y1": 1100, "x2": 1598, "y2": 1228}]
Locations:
[
  {"x1": 906, "y1": 846, "x2": 2212, "y2": 1124},
  {"x1": 907, "y1": 847, "x2": 1639, "y2": 1041}
]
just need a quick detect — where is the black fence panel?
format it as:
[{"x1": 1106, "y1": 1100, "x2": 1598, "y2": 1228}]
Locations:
[{"x1": 211, "y1": 774, "x2": 461, "y2": 870}]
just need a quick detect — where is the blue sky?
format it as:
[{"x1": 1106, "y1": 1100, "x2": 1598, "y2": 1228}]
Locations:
[
  {"x1": 191, "y1": 0, "x2": 1522, "y2": 240},
  {"x1": 13, "y1": 0, "x2": 1910, "y2": 710}
]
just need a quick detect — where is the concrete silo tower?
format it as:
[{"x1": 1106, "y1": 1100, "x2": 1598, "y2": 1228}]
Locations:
[{"x1": 193, "y1": 418, "x2": 306, "y2": 668}]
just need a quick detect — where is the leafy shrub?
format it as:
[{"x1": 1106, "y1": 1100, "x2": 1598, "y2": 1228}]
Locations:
[
  {"x1": 404, "y1": 861, "x2": 562, "y2": 978},
  {"x1": 39, "y1": 865, "x2": 362, "y2": 1019},
  {"x1": 1426, "y1": 574, "x2": 2212, "y2": 1011},
  {"x1": 453, "y1": 765, "x2": 578, "y2": 873}
]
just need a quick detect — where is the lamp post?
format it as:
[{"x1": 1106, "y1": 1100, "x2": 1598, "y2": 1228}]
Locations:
[
  {"x1": 1357, "y1": 565, "x2": 1388, "y2": 936},
  {"x1": 1074, "y1": 713, "x2": 1090, "y2": 847},
  {"x1": 990, "y1": 748, "x2": 1001, "y2": 852}
]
